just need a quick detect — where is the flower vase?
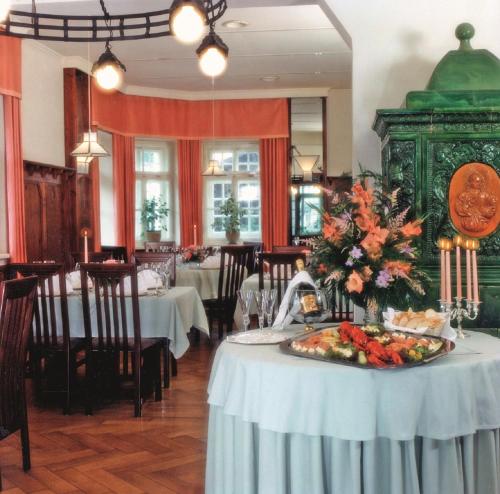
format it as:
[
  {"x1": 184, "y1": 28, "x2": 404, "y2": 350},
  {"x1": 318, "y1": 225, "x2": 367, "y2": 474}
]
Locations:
[{"x1": 363, "y1": 298, "x2": 383, "y2": 324}]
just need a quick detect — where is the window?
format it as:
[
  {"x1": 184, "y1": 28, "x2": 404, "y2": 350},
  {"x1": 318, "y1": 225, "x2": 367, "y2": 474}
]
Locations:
[
  {"x1": 204, "y1": 142, "x2": 261, "y2": 243},
  {"x1": 135, "y1": 140, "x2": 176, "y2": 245},
  {"x1": 291, "y1": 184, "x2": 323, "y2": 237}
]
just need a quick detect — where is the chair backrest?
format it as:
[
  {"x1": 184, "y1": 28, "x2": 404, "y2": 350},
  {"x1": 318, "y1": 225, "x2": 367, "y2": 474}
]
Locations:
[
  {"x1": 7, "y1": 263, "x2": 71, "y2": 349},
  {"x1": 144, "y1": 241, "x2": 176, "y2": 253},
  {"x1": 80, "y1": 263, "x2": 141, "y2": 377},
  {"x1": 272, "y1": 245, "x2": 312, "y2": 254},
  {"x1": 258, "y1": 252, "x2": 307, "y2": 305},
  {"x1": 218, "y1": 246, "x2": 255, "y2": 302},
  {"x1": 0, "y1": 276, "x2": 37, "y2": 434},
  {"x1": 101, "y1": 246, "x2": 128, "y2": 263},
  {"x1": 242, "y1": 242, "x2": 264, "y2": 274},
  {"x1": 331, "y1": 288, "x2": 354, "y2": 322},
  {"x1": 131, "y1": 251, "x2": 176, "y2": 286}
]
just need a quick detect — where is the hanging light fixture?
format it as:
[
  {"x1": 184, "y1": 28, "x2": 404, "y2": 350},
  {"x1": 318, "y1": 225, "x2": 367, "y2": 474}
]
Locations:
[
  {"x1": 92, "y1": 41, "x2": 126, "y2": 91},
  {"x1": 76, "y1": 156, "x2": 94, "y2": 175},
  {"x1": 197, "y1": 25, "x2": 229, "y2": 78},
  {"x1": 170, "y1": 0, "x2": 206, "y2": 44},
  {"x1": 294, "y1": 155, "x2": 319, "y2": 182},
  {"x1": 0, "y1": 0, "x2": 11, "y2": 22},
  {"x1": 202, "y1": 77, "x2": 226, "y2": 176}
]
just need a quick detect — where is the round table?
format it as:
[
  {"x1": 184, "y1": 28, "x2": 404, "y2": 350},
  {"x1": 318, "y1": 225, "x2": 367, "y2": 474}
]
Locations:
[
  {"x1": 176, "y1": 263, "x2": 220, "y2": 300},
  {"x1": 206, "y1": 329, "x2": 500, "y2": 494}
]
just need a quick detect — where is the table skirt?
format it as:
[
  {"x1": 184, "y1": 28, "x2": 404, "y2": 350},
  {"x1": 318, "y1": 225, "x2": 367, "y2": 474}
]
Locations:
[{"x1": 206, "y1": 405, "x2": 500, "y2": 494}]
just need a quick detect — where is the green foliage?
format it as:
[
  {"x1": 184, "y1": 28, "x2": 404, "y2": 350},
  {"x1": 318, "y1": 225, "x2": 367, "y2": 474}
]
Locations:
[
  {"x1": 217, "y1": 194, "x2": 246, "y2": 234},
  {"x1": 141, "y1": 197, "x2": 169, "y2": 232}
]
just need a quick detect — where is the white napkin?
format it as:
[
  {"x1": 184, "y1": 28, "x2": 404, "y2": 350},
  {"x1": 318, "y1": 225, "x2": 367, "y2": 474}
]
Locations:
[
  {"x1": 123, "y1": 276, "x2": 148, "y2": 296},
  {"x1": 272, "y1": 270, "x2": 317, "y2": 329},
  {"x1": 38, "y1": 275, "x2": 74, "y2": 296},
  {"x1": 200, "y1": 255, "x2": 222, "y2": 269},
  {"x1": 138, "y1": 269, "x2": 162, "y2": 289},
  {"x1": 67, "y1": 271, "x2": 93, "y2": 290},
  {"x1": 383, "y1": 308, "x2": 457, "y2": 341}
]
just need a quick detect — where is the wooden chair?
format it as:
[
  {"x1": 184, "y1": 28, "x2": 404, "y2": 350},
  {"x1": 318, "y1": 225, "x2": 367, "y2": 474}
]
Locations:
[
  {"x1": 258, "y1": 252, "x2": 307, "y2": 306},
  {"x1": 7, "y1": 263, "x2": 85, "y2": 414},
  {"x1": 204, "y1": 245, "x2": 255, "y2": 339},
  {"x1": 80, "y1": 263, "x2": 162, "y2": 417},
  {"x1": 144, "y1": 241, "x2": 176, "y2": 253},
  {"x1": 272, "y1": 245, "x2": 312, "y2": 254},
  {"x1": 71, "y1": 252, "x2": 111, "y2": 267},
  {"x1": 243, "y1": 242, "x2": 264, "y2": 274},
  {"x1": 331, "y1": 288, "x2": 354, "y2": 322},
  {"x1": 0, "y1": 276, "x2": 38, "y2": 490},
  {"x1": 101, "y1": 246, "x2": 128, "y2": 263},
  {"x1": 130, "y1": 251, "x2": 177, "y2": 384}
]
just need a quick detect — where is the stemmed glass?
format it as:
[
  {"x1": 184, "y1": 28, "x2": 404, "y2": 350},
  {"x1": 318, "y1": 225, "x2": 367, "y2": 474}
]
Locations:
[
  {"x1": 253, "y1": 290, "x2": 267, "y2": 331},
  {"x1": 264, "y1": 288, "x2": 277, "y2": 328},
  {"x1": 237, "y1": 290, "x2": 253, "y2": 332}
]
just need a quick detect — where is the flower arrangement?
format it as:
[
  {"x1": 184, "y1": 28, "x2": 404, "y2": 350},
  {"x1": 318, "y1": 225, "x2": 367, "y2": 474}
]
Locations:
[{"x1": 310, "y1": 172, "x2": 429, "y2": 319}]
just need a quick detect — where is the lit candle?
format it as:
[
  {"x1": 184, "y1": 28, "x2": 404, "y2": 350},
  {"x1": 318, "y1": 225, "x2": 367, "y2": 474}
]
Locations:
[
  {"x1": 438, "y1": 238, "x2": 446, "y2": 302},
  {"x1": 453, "y1": 235, "x2": 463, "y2": 300},
  {"x1": 84, "y1": 231, "x2": 89, "y2": 263},
  {"x1": 194, "y1": 224, "x2": 198, "y2": 247},
  {"x1": 445, "y1": 241, "x2": 452, "y2": 303},
  {"x1": 464, "y1": 239, "x2": 472, "y2": 301},
  {"x1": 471, "y1": 239, "x2": 480, "y2": 303}
]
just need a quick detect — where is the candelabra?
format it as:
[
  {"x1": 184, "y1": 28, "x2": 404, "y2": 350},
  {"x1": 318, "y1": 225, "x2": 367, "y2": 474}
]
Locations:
[{"x1": 438, "y1": 236, "x2": 481, "y2": 339}]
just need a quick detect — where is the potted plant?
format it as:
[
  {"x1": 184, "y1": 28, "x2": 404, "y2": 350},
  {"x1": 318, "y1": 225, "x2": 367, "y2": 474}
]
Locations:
[
  {"x1": 218, "y1": 194, "x2": 245, "y2": 244},
  {"x1": 141, "y1": 197, "x2": 169, "y2": 242}
]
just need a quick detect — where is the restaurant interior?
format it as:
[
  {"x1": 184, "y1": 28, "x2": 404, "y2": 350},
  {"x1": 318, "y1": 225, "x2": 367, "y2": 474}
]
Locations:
[{"x1": 0, "y1": 0, "x2": 498, "y2": 493}]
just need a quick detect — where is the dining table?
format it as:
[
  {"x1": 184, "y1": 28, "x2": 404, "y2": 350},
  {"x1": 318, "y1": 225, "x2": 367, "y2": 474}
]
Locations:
[
  {"x1": 206, "y1": 327, "x2": 500, "y2": 494},
  {"x1": 176, "y1": 262, "x2": 220, "y2": 301},
  {"x1": 66, "y1": 286, "x2": 209, "y2": 359}
]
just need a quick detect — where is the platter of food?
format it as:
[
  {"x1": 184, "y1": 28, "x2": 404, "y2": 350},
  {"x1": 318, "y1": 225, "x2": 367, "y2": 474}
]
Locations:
[{"x1": 280, "y1": 321, "x2": 455, "y2": 369}]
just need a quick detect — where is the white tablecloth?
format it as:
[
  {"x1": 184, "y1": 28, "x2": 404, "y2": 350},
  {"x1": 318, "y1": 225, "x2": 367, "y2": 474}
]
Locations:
[
  {"x1": 66, "y1": 287, "x2": 209, "y2": 358},
  {"x1": 176, "y1": 263, "x2": 220, "y2": 300}
]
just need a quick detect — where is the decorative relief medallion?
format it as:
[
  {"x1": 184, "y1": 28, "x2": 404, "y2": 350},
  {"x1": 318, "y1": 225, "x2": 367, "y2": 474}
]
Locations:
[{"x1": 449, "y1": 162, "x2": 500, "y2": 238}]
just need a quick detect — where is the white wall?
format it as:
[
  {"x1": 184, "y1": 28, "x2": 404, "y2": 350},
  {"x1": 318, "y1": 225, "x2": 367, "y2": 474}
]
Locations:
[
  {"x1": 320, "y1": 0, "x2": 500, "y2": 173},
  {"x1": 22, "y1": 40, "x2": 65, "y2": 167},
  {"x1": 327, "y1": 88, "x2": 352, "y2": 176},
  {"x1": 98, "y1": 131, "x2": 115, "y2": 246}
]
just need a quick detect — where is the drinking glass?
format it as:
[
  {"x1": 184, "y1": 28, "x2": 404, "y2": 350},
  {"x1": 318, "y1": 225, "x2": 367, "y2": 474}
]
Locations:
[
  {"x1": 264, "y1": 288, "x2": 278, "y2": 327},
  {"x1": 237, "y1": 290, "x2": 253, "y2": 332},
  {"x1": 253, "y1": 290, "x2": 267, "y2": 331}
]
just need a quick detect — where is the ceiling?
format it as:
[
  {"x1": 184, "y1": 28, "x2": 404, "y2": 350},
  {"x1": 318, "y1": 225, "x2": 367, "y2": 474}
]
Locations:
[{"x1": 13, "y1": 0, "x2": 352, "y2": 94}]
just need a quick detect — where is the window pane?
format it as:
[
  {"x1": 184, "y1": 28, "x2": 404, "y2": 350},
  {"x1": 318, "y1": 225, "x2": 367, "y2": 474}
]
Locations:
[
  {"x1": 213, "y1": 183, "x2": 223, "y2": 198},
  {"x1": 143, "y1": 150, "x2": 165, "y2": 172}
]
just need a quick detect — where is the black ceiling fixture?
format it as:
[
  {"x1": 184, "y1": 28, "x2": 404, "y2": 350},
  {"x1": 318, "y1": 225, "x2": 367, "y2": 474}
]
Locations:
[{"x1": 1, "y1": 0, "x2": 227, "y2": 42}]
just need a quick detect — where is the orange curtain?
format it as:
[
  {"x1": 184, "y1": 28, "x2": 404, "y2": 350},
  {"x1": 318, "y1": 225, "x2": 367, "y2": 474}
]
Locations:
[
  {"x1": 0, "y1": 36, "x2": 21, "y2": 98},
  {"x1": 92, "y1": 84, "x2": 288, "y2": 139},
  {"x1": 178, "y1": 140, "x2": 202, "y2": 247},
  {"x1": 90, "y1": 159, "x2": 101, "y2": 252},
  {"x1": 260, "y1": 138, "x2": 290, "y2": 251},
  {"x1": 113, "y1": 135, "x2": 136, "y2": 255},
  {"x1": 4, "y1": 96, "x2": 27, "y2": 262}
]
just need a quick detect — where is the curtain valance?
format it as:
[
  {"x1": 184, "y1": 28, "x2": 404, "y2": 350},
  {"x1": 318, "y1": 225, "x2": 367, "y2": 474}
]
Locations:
[
  {"x1": 0, "y1": 36, "x2": 21, "y2": 98},
  {"x1": 91, "y1": 85, "x2": 289, "y2": 139}
]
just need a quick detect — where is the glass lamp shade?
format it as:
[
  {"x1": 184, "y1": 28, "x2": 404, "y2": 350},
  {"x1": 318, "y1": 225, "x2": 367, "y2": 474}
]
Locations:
[
  {"x1": 170, "y1": 0, "x2": 206, "y2": 44},
  {"x1": 202, "y1": 159, "x2": 226, "y2": 176},
  {"x1": 0, "y1": 0, "x2": 11, "y2": 22},
  {"x1": 92, "y1": 44, "x2": 126, "y2": 91},
  {"x1": 196, "y1": 30, "x2": 229, "y2": 78},
  {"x1": 294, "y1": 155, "x2": 319, "y2": 182},
  {"x1": 76, "y1": 156, "x2": 94, "y2": 174},
  {"x1": 71, "y1": 132, "x2": 109, "y2": 158}
]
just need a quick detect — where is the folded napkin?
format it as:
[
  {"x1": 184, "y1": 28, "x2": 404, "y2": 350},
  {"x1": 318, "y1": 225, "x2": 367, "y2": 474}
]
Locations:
[
  {"x1": 138, "y1": 269, "x2": 162, "y2": 290},
  {"x1": 272, "y1": 270, "x2": 317, "y2": 329},
  {"x1": 38, "y1": 275, "x2": 74, "y2": 296},
  {"x1": 200, "y1": 255, "x2": 222, "y2": 269},
  {"x1": 123, "y1": 276, "x2": 148, "y2": 296},
  {"x1": 67, "y1": 271, "x2": 93, "y2": 290}
]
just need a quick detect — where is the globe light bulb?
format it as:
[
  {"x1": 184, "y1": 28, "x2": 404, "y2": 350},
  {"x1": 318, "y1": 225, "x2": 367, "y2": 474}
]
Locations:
[
  {"x1": 94, "y1": 64, "x2": 123, "y2": 91},
  {"x1": 0, "y1": 0, "x2": 11, "y2": 22},
  {"x1": 199, "y1": 46, "x2": 228, "y2": 77},
  {"x1": 170, "y1": 1, "x2": 206, "y2": 44}
]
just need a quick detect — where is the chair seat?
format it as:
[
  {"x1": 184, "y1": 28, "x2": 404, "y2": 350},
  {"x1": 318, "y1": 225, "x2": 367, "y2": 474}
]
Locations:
[
  {"x1": 32, "y1": 337, "x2": 86, "y2": 353},
  {"x1": 90, "y1": 337, "x2": 163, "y2": 352}
]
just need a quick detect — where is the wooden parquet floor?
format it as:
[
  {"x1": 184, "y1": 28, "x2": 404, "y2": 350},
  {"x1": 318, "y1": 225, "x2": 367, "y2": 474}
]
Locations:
[{"x1": 0, "y1": 337, "x2": 217, "y2": 494}]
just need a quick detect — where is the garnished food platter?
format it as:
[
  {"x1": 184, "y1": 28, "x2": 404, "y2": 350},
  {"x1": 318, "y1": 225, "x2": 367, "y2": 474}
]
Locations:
[{"x1": 280, "y1": 321, "x2": 455, "y2": 369}]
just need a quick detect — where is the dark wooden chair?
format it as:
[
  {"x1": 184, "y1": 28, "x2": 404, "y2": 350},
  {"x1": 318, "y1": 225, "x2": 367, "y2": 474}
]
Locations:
[
  {"x1": 144, "y1": 241, "x2": 176, "y2": 253},
  {"x1": 331, "y1": 288, "x2": 354, "y2": 322},
  {"x1": 258, "y1": 252, "x2": 307, "y2": 306},
  {"x1": 80, "y1": 263, "x2": 162, "y2": 417},
  {"x1": 204, "y1": 245, "x2": 255, "y2": 339},
  {"x1": 243, "y1": 242, "x2": 264, "y2": 274},
  {"x1": 130, "y1": 251, "x2": 177, "y2": 384},
  {"x1": 71, "y1": 252, "x2": 111, "y2": 267},
  {"x1": 101, "y1": 246, "x2": 128, "y2": 263},
  {"x1": 0, "y1": 276, "x2": 38, "y2": 490},
  {"x1": 272, "y1": 245, "x2": 312, "y2": 254},
  {"x1": 7, "y1": 263, "x2": 85, "y2": 414}
]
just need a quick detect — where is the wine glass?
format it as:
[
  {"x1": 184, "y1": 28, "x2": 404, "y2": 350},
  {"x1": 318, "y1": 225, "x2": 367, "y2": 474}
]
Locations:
[
  {"x1": 264, "y1": 288, "x2": 277, "y2": 328},
  {"x1": 253, "y1": 290, "x2": 267, "y2": 331},
  {"x1": 237, "y1": 290, "x2": 253, "y2": 332}
]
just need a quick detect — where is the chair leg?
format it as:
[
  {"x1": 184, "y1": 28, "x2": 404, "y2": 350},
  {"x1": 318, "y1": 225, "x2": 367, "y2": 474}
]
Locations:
[
  {"x1": 163, "y1": 340, "x2": 170, "y2": 388},
  {"x1": 170, "y1": 352, "x2": 177, "y2": 377},
  {"x1": 155, "y1": 348, "x2": 162, "y2": 402},
  {"x1": 134, "y1": 352, "x2": 141, "y2": 418},
  {"x1": 20, "y1": 400, "x2": 31, "y2": 472},
  {"x1": 84, "y1": 352, "x2": 93, "y2": 416}
]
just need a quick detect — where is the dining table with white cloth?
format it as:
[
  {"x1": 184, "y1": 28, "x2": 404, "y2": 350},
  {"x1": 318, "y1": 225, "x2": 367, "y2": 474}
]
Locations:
[
  {"x1": 176, "y1": 263, "x2": 220, "y2": 301},
  {"x1": 65, "y1": 286, "x2": 209, "y2": 359},
  {"x1": 206, "y1": 328, "x2": 500, "y2": 494}
]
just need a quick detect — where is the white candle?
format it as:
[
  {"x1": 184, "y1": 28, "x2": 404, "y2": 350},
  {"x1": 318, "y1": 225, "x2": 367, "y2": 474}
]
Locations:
[
  {"x1": 439, "y1": 245, "x2": 446, "y2": 302},
  {"x1": 472, "y1": 241, "x2": 479, "y2": 303},
  {"x1": 194, "y1": 224, "x2": 198, "y2": 246},
  {"x1": 445, "y1": 249, "x2": 452, "y2": 303},
  {"x1": 465, "y1": 247, "x2": 472, "y2": 301},
  {"x1": 454, "y1": 236, "x2": 463, "y2": 300},
  {"x1": 84, "y1": 232, "x2": 89, "y2": 263}
]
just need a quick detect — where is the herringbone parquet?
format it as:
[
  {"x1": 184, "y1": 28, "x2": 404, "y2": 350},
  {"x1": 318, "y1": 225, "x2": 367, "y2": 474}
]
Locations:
[{"x1": 0, "y1": 337, "x2": 217, "y2": 494}]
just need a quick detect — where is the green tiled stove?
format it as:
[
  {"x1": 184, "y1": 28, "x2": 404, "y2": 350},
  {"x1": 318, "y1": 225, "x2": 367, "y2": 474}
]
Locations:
[{"x1": 373, "y1": 23, "x2": 500, "y2": 328}]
